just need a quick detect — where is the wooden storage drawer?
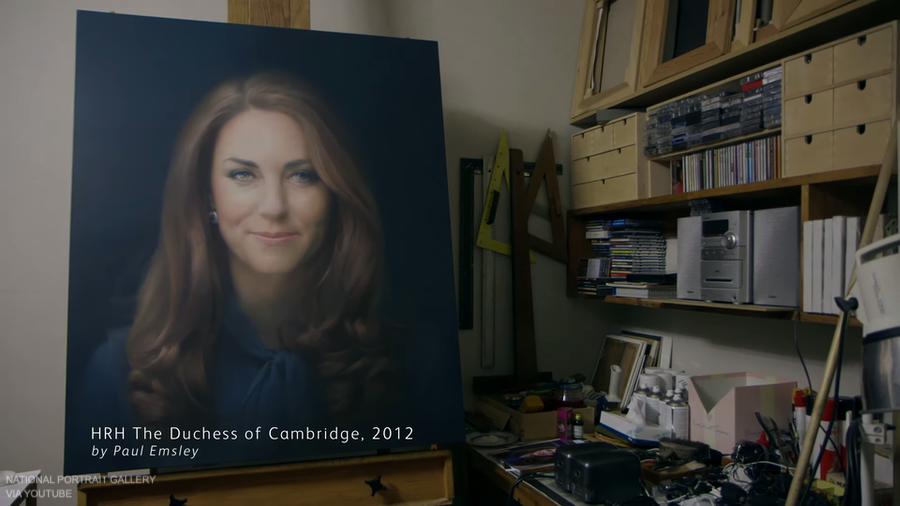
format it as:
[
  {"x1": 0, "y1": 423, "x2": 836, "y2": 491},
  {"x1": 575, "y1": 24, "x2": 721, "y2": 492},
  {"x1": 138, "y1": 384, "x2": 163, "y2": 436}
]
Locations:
[
  {"x1": 613, "y1": 116, "x2": 637, "y2": 148},
  {"x1": 784, "y1": 89, "x2": 833, "y2": 136},
  {"x1": 784, "y1": 132, "x2": 834, "y2": 177},
  {"x1": 572, "y1": 132, "x2": 591, "y2": 160},
  {"x1": 573, "y1": 173, "x2": 638, "y2": 209},
  {"x1": 833, "y1": 120, "x2": 892, "y2": 170},
  {"x1": 572, "y1": 124, "x2": 615, "y2": 159},
  {"x1": 572, "y1": 146, "x2": 637, "y2": 185},
  {"x1": 833, "y1": 26, "x2": 894, "y2": 83},
  {"x1": 785, "y1": 47, "x2": 833, "y2": 98},
  {"x1": 833, "y1": 74, "x2": 894, "y2": 127},
  {"x1": 639, "y1": 161, "x2": 672, "y2": 199}
]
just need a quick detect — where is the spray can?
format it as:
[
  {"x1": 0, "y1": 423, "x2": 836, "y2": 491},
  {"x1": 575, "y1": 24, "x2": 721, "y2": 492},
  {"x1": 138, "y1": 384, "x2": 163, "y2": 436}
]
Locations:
[
  {"x1": 675, "y1": 386, "x2": 688, "y2": 402},
  {"x1": 634, "y1": 383, "x2": 650, "y2": 418},
  {"x1": 646, "y1": 386, "x2": 663, "y2": 425},
  {"x1": 668, "y1": 394, "x2": 690, "y2": 438},
  {"x1": 659, "y1": 389, "x2": 675, "y2": 430}
]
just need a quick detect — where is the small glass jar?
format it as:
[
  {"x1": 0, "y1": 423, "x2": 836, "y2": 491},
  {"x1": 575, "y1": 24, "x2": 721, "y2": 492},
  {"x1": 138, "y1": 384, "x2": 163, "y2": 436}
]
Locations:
[{"x1": 552, "y1": 383, "x2": 584, "y2": 409}]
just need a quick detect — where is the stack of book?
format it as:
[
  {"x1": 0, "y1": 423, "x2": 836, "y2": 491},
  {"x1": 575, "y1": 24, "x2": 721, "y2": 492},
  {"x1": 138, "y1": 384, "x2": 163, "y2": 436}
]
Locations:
[
  {"x1": 803, "y1": 214, "x2": 897, "y2": 315},
  {"x1": 576, "y1": 258, "x2": 614, "y2": 296},
  {"x1": 608, "y1": 219, "x2": 667, "y2": 279},
  {"x1": 577, "y1": 220, "x2": 614, "y2": 295},
  {"x1": 607, "y1": 281, "x2": 677, "y2": 299}
]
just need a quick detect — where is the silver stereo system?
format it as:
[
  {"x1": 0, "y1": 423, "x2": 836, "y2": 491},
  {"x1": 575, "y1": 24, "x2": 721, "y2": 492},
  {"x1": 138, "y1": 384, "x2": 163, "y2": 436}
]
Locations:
[
  {"x1": 700, "y1": 210, "x2": 753, "y2": 304},
  {"x1": 752, "y1": 206, "x2": 801, "y2": 307},
  {"x1": 676, "y1": 216, "x2": 702, "y2": 300}
]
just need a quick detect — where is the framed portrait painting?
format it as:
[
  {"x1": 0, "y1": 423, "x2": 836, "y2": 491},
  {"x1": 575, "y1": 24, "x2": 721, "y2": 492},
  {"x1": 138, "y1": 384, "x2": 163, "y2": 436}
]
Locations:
[{"x1": 64, "y1": 11, "x2": 464, "y2": 475}]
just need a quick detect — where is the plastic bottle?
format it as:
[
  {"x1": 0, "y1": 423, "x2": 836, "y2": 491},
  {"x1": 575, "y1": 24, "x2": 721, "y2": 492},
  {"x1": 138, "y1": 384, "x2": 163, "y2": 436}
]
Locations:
[
  {"x1": 668, "y1": 394, "x2": 690, "y2": 438},
  {"x1": 659, "y1": 389, "x2": 675, "y2": 431},
  {"x1": 646, "y1": 386, "x2": 663, "y2": 425},
  {"x1": 573, "y1": 413, "x2": 584, "y2": 440}
]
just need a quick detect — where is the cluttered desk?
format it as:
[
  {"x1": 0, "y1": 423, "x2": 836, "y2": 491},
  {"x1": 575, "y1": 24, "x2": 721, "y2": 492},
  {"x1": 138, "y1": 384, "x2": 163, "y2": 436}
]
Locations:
[
  {"x1": 464, "y1": 359, "x2": 894, "y2": 506},
  {"x1": 461, "y1": 113, "x2": 898, "y2": 506}
]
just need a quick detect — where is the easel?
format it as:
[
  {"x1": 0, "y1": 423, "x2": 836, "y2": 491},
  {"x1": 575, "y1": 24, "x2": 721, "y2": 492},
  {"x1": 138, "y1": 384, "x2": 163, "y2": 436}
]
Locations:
[{"x1": 473, "y1": 130, "x2": 568, "y2": 391}]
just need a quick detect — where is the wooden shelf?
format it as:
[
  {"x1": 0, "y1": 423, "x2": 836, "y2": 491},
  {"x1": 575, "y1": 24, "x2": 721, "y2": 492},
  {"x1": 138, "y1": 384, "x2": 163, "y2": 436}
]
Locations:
[
  {"x1": 570, "y1": 0, "x2": 898, "y2": 126},
  {"x1": 800, "y1": 312, "x2": 863, "y2": 328},
  {"x1": 647, "y1": 128, "x2": 781, "y2": 162},
  {"x1": 578, "y1": 295, "x2": 797, "y2": 320},
  {"x1": 570, "y1": 165, "x2": 886, "y2": 217},
  {"x1": 578, "y1": 295, "x2": 866, "y2": 327}
]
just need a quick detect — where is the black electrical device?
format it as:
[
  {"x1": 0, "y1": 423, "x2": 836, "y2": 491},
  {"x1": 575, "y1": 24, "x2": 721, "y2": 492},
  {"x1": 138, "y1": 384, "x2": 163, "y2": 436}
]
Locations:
[
  {"x1": 553, "y1": 442, "x2": 616, "y2": 492},
  {"x1": 570, "y1": 449, "x2": 643, "y2": 504}
]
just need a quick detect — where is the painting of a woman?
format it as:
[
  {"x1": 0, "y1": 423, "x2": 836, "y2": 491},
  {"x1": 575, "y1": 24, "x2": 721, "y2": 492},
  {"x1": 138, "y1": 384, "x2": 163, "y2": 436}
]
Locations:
[{"x1": 72, "y1": 73, "x2": 411, "y2": 467}]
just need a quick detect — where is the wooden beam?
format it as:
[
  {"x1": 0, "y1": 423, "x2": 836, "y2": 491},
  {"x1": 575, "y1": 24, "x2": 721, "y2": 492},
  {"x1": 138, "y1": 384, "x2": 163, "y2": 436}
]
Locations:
[
  {"x1": 509, "y1": 149, "x2": 539, "y2": 383},
  {"x1": 249, "y1": 0, "x2": 290, "y2": 28},
  {"x1": 227, "y1": 0, "x2": 250, "y2": 24},
  {"x1": 290, "y1": 0, "x2": 311, "y2": 29},
  {"x1": 524, "y1": 133, "x2": 567, "y2": 263},
  {"x1": 228, "y1": 0, "x2": 309, "y2": 29}
]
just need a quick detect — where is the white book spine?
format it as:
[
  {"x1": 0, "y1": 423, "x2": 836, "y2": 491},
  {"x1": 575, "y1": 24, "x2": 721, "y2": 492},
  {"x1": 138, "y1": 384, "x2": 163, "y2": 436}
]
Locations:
[
  {"x1": 803, "y1": 221, "x2": 813, "y2": 313},
  {"x1": 812, "y1": 220, "x2": 824, "y2": 314},
  {"x1": 831, "y1": 216, "x2": 846, "y2": 313},
  {"x1": 845, "y1": 217, "x2": 860, "y2": 290},
  {"x1": 824, "y1": 219, "x2": 833, "y2": 315}
]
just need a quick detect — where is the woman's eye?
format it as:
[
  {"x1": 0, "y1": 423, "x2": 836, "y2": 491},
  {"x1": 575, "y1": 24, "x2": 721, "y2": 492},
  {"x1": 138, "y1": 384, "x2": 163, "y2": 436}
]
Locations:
[
  {"x1": 289, "y1": 170, "x2": 319, "y2": 184},
  {"x1": 228, "y1": 169, "x2": 255, "y2": 181}
]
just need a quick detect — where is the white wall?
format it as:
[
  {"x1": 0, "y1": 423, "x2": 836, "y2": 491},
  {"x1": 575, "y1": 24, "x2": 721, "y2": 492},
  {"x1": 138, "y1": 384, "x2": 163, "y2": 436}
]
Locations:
[
  {"x1": 311, "y1": 0, "x2": 392, "y2": 37},
  {"x1": 385, "y1": 0, "x2": 621, "y2": 407},
  {"x1": 610, "y1": 307, "x2": 863, "y2": 397}
]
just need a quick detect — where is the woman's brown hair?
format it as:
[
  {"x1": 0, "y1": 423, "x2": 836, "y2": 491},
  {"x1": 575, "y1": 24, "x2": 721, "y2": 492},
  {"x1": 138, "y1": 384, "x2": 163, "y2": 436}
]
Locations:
[{"x1": 125, "y1": 72, "x2": 396, "y2": 426}]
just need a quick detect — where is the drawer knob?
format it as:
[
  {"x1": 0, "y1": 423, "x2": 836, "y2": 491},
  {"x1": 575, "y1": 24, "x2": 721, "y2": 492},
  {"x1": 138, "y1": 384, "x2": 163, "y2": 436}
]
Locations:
[
  {"x1": 804, "y1": 94, "x2": 812, "y2": 104},
  {"x1": 858, "y1": 35, "x2": 867, "y2": 46},
  {"x1": 365, "y1": 475, "x2": 387, "y2": 497},
  {"x1": 857, "y1": 80, "x2": 867, "y2": 90},
  {"x1": 804, "y1": 53, "x2": 813, "y2": 64},
  {"x1": 857, "y1": 125, "x2": 867, "y2": 135}
]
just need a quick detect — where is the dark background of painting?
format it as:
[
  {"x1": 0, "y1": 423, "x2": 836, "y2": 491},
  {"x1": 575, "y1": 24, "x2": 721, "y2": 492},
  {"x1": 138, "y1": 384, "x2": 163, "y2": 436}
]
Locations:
[{"x1": 65, "y1": 11, "x2": 463, "y2": 474}]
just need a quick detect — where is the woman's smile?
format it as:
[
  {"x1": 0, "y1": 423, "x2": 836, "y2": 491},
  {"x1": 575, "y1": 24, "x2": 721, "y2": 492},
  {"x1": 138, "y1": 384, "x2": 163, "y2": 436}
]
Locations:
[{"x1": 251, "y1": 231, "x2": 299, "y2": 245}]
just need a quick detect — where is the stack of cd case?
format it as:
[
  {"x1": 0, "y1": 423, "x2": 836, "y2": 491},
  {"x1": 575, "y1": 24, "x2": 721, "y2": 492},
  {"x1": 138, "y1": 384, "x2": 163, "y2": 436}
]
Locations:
[
  {"x1": 644, "y1": 65, "x2": 783, "y2": 156},
  {"x1": 739, "y1": 66, "x2": 782, "y2": 134},
  {"x1": 644, "y1": 104, "x2": 673, "y2": 156},
  {"x1": 700, "y1": 92, "x2": 742, "y2": 143}
]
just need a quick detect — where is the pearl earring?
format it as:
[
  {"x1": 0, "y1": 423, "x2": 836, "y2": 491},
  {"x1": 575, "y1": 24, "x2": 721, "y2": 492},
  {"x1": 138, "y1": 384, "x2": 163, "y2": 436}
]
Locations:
[{"x1": 209, "y1": 211, "x2": 218, "y2": 224}]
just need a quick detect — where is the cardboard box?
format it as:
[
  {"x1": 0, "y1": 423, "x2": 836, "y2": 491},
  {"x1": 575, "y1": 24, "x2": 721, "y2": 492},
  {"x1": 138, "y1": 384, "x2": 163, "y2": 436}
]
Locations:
[
  {"x1": 475, "y1": 396, "x2": 595, "y2": 442},
  {"x1": 599, "y1": 411, "x2": 672, "y2": 446},
  {"x1": 687, "y1": 372, "x2": 796, "y2": 453}
]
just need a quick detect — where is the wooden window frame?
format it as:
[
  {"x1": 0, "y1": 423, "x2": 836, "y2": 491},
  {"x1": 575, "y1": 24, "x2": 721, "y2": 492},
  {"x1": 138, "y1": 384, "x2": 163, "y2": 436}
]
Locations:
[
  {"x1": 639, "y1": 0, "x2": 736, "y2": 88},
  {"x1": 571, "y1": 0, "x2": 647, "y2": 120}
]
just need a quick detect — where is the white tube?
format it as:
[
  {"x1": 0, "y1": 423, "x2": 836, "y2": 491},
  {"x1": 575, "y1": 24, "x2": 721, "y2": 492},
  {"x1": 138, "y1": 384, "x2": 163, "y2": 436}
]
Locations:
[
  {"x1": 861, "y1": 413, "x2": 875, "y2": 506},
  {"x1": 607, "y1": 365, "x2": 622, "y2": 402}
]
